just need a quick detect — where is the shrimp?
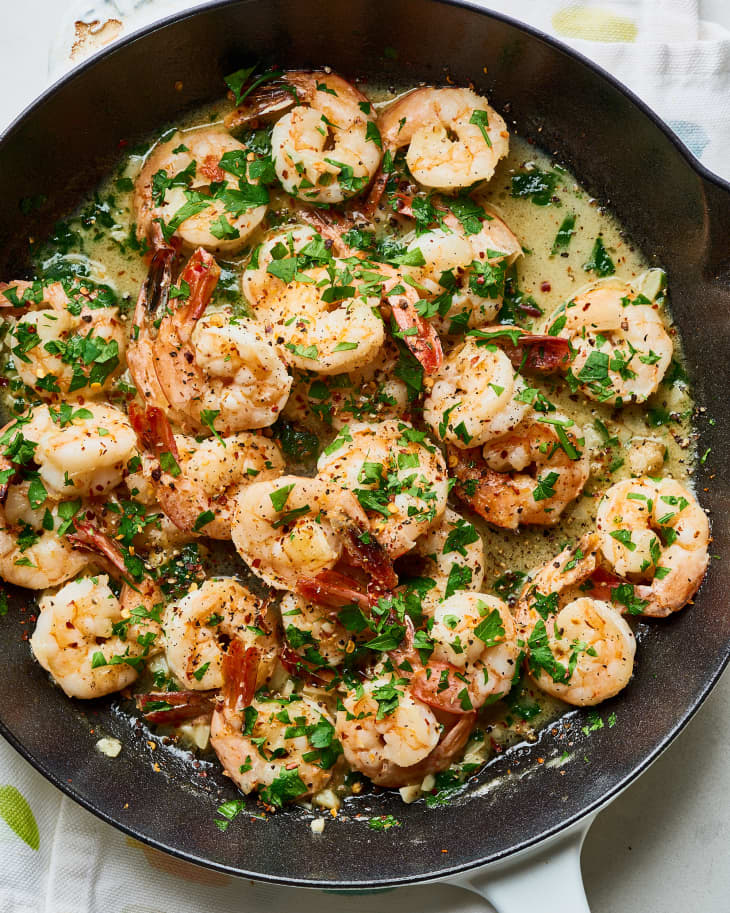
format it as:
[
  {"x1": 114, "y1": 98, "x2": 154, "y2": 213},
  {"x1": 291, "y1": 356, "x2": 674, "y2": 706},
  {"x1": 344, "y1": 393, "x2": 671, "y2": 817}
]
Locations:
[
  {"x1": 317, "y1": 420, "x2": 449, "y2": 558},
  {"x1": 405, "y1": 209, "x2": 522, "y2": 333},
  {"x1": 524, "y1": 597, "x2": 636, "y2": 707},
  {"x1": 30, "y1": 574, "x2": 162, "y2": 699},
  {"x1": 163, "y1": 577, "x2": 279, "y2": 690},
  {"x1": 231, "y1": 475, "x2": 370, "y2": 590},
  {"x1": 229, "y1": 71, "x2": 382, "y2": 204},
  {"x1": 18, "y1": 403, "x2": 137, "y2": 499},
  {"x1": 376, "y1": 87, "x2": 508, "y2": 193},
  {"x1": 133, "y1": 126, "x2": 267, "y2": 253},
  {"x1": 335, "y1": 674, "x2": 474, "y2": 787},
  {"x1": 4, "y1": 278, "x2": 126, "y2": 399},
  {"x1": 0, "y1": 486, "x2": 88, "y2": 589},
  {"x1": 210, "y1": 641, "x2": 337, "y2": 800},
  {"x1": 449, "y1": 419, "x2": 590, "y2": 529},
  {"x1": 284, "y1": 338, "x2": 410, "y2": 429},
  {"x1": 596, "y1": 477, "x2": 709, "y2": 617},
  {"x1": 554, "y1": 279, "x2": 673, "y2": 404},
  {"x1": 426, "y1": 592, "x2": 519, "y2": 709},
  {"x1": 128, "y1": 405, "x2": 284, "y2": 539},
  {"x1": 423, "y1": 338, "x2": 530, "y2": 448},
  {"x1": 401, "y1": 508, "x2": 484, "y2": 614},
  {"x1": 280, "y1": 592, "x2": 349, "y2": 668},
  {"x1": 128, "y1": 246, "x2": 292, "y2": 433}
]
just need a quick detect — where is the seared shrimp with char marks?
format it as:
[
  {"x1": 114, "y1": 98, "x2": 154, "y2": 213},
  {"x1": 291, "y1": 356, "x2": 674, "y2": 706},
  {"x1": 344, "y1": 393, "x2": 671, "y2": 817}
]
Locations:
[{"x1": 317, "y1": 420, "x2": 449, "y2": 558}]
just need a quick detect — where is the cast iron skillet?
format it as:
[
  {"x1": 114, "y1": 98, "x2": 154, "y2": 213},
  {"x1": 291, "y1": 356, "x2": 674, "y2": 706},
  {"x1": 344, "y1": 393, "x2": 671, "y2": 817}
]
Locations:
[{"x1": 0, "y1": 0, "x2": 729, "y2": 892}]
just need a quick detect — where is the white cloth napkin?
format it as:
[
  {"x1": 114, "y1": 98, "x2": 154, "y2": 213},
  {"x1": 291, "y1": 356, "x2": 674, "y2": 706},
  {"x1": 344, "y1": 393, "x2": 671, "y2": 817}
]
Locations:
[{"x1": 2, "y1": 1, "x2": 729, "y2": 911}]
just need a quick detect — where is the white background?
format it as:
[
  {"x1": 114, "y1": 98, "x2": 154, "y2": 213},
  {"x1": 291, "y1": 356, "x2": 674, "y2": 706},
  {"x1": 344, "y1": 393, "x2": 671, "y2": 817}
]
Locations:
[{"x1": 0, "y1": 1, "x2": 728, "y2": 911}]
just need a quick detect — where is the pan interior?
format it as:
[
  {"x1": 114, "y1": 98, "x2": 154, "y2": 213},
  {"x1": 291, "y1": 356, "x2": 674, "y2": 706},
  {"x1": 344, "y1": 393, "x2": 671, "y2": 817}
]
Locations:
[{"x1": 0, "y1": 0, "x2": 728, "y2": 887}]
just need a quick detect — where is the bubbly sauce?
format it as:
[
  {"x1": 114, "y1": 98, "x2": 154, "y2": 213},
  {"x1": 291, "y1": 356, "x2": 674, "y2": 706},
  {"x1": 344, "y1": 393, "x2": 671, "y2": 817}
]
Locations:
[{"x1": 2, "y1": 83, "x2": 697, "y2": 811}]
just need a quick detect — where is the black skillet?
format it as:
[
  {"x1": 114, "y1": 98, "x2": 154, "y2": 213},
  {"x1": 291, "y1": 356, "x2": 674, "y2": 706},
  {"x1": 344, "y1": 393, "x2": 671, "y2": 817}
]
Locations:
[{"x1": 0, "y1": 1, "x2": 729, "y2": 908}]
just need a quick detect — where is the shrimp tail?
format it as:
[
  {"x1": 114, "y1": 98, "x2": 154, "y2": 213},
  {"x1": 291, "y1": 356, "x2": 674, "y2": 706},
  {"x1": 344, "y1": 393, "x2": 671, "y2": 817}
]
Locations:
[
  {"x1": 389, "y1": 297, "x2": 443, "y2": 373},
  {"x1": 363, "y1": 162, "x2": 391, "y2": 219},
  {"x1": 128, "y1": 403, "x2": 180, "y2": 460},
  {"x1": 137, "y1": 690, "x2": 216, "y2": 724},
  {"x1": 280, "y1": 643, "x2": 335, "y2": 685},
  {"x1": 68, "y1": 519, "x2": 128, "y2": 574},
  {"x1": 296, "y1": 569, "x2": 373, "y2": 610},
  {"x1": 411, "y1": 661, "x2": 476, "y2": 715},
  {"x1": 511, "y1": 334, "x2": 571, "y2": 374},
  {"x1": 224, "y1": 76, "x2": 301, "y2": 129},
  {"x1": 221, "y1": 639, "x2": 260, "y2": 715},
  {"x1": 173, "y1": 248, "x2": 221, "y2": 342}
]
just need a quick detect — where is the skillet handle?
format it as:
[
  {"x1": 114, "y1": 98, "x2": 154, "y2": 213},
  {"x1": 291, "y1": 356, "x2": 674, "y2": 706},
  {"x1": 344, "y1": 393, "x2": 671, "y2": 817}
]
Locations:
[{"x1": 451, "y1": 816, "x2": 595, "y2": 913}]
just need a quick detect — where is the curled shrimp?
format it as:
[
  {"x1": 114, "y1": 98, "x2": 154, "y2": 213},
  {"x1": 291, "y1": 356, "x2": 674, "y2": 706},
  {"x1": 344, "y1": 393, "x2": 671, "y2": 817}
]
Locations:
[
  {"x1": 554, "y1": 279, "x2": 673, "y2": 404},
  {"x1": 596, "y1": 477, "x2": 709, "y2": 617},
  {"x1": 229, "y1": 71, "x2": 382, "y2": 204},
  {"x1": 449, "y1": 418, "x2": 590, "y2": 529},
  {"x1": 133, "y1": 126, "x2": 267, "y2": 253},
  {"x1": 335, "y1": 674, "x2": 475, "y2": 787},
  {"x1": 128, "y1": 246, "x2": 292, "y2": 432},
  {"x1": 404, "y1": 207, "x2": 522, "y2": 333},
  {"x1": 424, "y1": 592, "x2": 519, "y2": 710},
  {"x1": 4, "y1": 279, "x2": 126, "y2": 400},
  {"x1": 400, "y1": 508, "x2": 484, "y2": 615},
  {"x1": 423, "y1": 337, "x2": 530, "y2": 448},
  {"x1": 523, "y1": 596, "x2": 636, "y2": 707},
  {"x1": 280, "y1": 591, "x2": 350, "y2": 668},
  {"x1": 284, "y1": 337, "x2": 410, "y2": 429},
  {"x1": 231, "y1": 474, "x2": 370, "y2": 590},
  {"x1": 17, "y1": 403, "x2": 137, "y2": 500},
  {"x1": 163, "y1": 577, "x2": 279, "y2": 690},
  {"x1": 375, "y1": 87, "x2": 508, "y2": 195},
  {"x1": 210, "y1": 640, "x2": 337, "y2": 800},
  {"x1": 317, "y1": 420, "x2": 449, "y2": 558},
  {"x1": 128, "y1": 404, "x2": 284, "y2": 539},
  {"x1": 30, "y1": 574, "x2": 162, "y2": 698}
]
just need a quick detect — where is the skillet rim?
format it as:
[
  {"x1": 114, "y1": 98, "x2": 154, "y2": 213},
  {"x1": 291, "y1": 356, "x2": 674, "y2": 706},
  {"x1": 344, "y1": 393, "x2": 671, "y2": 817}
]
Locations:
[{"x1": 0, "y1": 0, "x2": 729, "y2": 888}]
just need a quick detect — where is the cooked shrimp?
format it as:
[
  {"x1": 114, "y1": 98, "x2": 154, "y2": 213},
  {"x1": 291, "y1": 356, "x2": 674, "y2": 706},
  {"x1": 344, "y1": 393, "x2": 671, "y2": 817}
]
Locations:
[
  {"x1": 280, "y1": 591, "x2": 349, "y2": 668},
  {"x1": 555, "y1": 279, "x2": 673, "y2": 404},
  {"x1": 128, "y1": 405, "x2": 284, "y2": 539},
  {"x1": 336, "y1": 675, "x2": 475, "y2": 786},
  {"x1": 423, "y1": 338, "x2": 529, "y2": 448},
  {"x1": 230, "y1": 71, "x2": 382, "y2": 204},
  {"x1": 377, "y1": 87, "x2": 508, "y2": 191},
  {"x1": 596, "y1": 477, "x2": 709, "y2": 617},
  {"x1": 403, "y1": 508, "x2": 484, "y2": 614},
  {"x1": 231, "y1": 475, "x2": 369, "y2": 590},
  {"x1": 317, "y1": 420, "x2": 449, "y2": 558},
  {"x1": 163, "y1": 577, "x2": 279, "y2": 690},
  {"x1": 284, "y1": 338, "x2": 410, "y2": 429},
  {"x1": 30, "y1": 574, "x2": 162, "y2": 698},
  {"x1": 210, "y1": 642, "x2": 336, "y2": 799},
  {"x1": 524, "y1": 597, "x2": 636, "y2": 707},
  {"x1": 18, "y1": 403, "x2": 137, "y2": 499},
  {"x1": 4, "y1": 279, "x2": 126, "y2": 400},
  {"x1": 428, "y1": 592, "x2": 519, "y2": 709},
  {"x1": 133, "y1": 127, "x2": 267, "y2": 253},
  {"x1": 0, "y1": 485, "x2": 88, "y2": 589},
  {"x1": 406, "y1": 209, "x2": 522, "y2": 333},
  {"x1": 128, "y1": 247, "x2": 292, "y2": 433},
  {"x1": 450, "y1": 419, "x2": 590, "y2": 529}
]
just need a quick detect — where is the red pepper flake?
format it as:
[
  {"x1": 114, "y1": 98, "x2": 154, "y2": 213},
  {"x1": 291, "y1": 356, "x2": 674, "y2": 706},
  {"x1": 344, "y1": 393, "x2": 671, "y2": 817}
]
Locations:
[{"x1": 540, "y1": 281, "x2": 551, "y2": 292}]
